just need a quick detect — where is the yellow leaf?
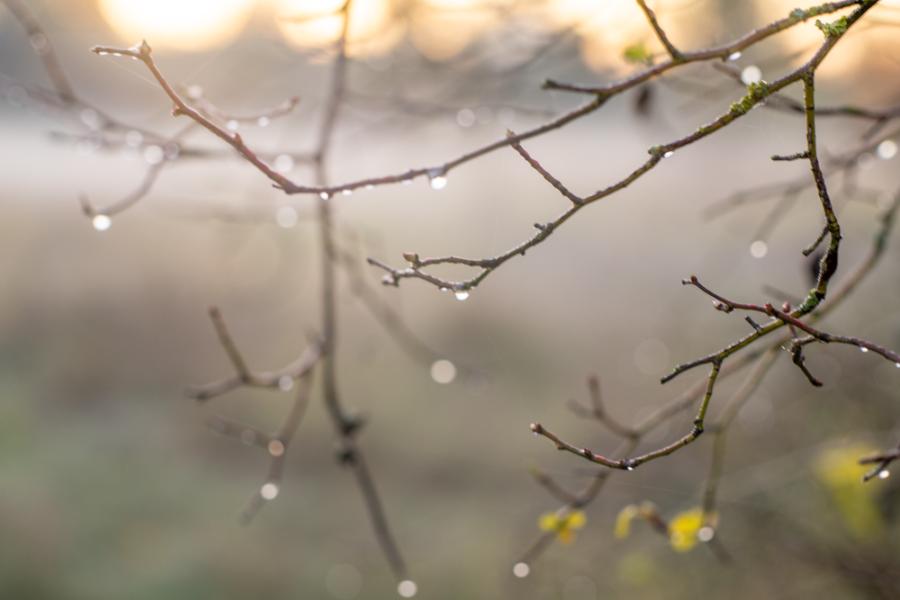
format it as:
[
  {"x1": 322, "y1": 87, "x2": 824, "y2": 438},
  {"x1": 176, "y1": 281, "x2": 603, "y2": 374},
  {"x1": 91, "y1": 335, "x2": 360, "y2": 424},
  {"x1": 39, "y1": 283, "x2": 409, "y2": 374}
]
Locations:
[
  {"x1": 668, "y1": 508, "x2": 704, "y2": 553},
  {"x1": 614, "y1": 505, "x2": 638, "y2": 540},
  {"x1": 538, "y1": 512, "x2": 560, "y2": 532}
]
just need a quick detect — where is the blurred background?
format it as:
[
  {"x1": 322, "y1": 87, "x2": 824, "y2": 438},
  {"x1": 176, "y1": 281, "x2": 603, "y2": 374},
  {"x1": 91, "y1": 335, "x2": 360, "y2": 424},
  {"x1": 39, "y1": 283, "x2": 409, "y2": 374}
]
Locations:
[{"x1": 1, "y1": 0, "x2": 900, "y2": 598}]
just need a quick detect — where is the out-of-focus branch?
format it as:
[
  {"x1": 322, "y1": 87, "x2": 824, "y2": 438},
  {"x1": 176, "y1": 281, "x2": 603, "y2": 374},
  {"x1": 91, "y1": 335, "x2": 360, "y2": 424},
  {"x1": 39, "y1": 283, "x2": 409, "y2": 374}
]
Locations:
[{"x1": 187, "y1": 307, "x2": 322, "y2": 402}]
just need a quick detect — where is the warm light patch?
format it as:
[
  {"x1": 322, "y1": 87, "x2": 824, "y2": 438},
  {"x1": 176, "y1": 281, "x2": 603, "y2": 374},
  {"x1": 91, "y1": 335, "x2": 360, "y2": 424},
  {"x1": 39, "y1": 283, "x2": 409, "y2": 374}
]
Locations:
[
  {"x1": 275, "y1": 0, "x2": 402, "y2": 58},
  {"x1": 97, "y1": 0, "x2": 254, "y2": 51},
  {"x1": 408, "y1": 3, "x2": 497, "y2": 61}
]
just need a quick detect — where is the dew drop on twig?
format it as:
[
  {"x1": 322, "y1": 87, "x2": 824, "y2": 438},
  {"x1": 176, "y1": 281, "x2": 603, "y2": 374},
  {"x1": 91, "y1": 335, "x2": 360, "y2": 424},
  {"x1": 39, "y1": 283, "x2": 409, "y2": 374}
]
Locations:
[
  {"x1": 741, "y1": 65, "x2": 762, "y2": 84},
  {"x1": 278, "y1": 375, "x2": 295, "y2": 390},
  {"x1": 92, "y1": 214, "x2": 112, "y2": 231},
  {"x1": 877, "y1": 140, "x2": 897, "y2": 160},
  {"x1": 268, "y1": 440, "x2": 285, "y2": 457},
  {"x1": 397, "y1": 580, "x2": 417, "y2": 598},
  {"x1": 749, "y1": 240, "x2": 768, "y2": 258},
  {"x1": 274, "y1": 154, "x2": 294, "y2": 173},
  {"x1": 430, "y1": 359, "x2": 457, "y2": 384},
  {"x1": 260, "y1": 482, "x2": 279, "y2": 500},
  {"x1": 429, "y1": 174, "x2": 448, "y2": 190}
]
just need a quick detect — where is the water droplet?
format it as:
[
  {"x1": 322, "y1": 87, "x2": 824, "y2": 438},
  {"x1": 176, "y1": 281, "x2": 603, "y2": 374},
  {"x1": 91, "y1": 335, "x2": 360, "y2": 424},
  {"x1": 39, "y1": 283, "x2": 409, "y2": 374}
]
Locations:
[
  {"x1": 456, "y1": 108, "x2": 476, "y2": 128},
  {"x1": 226, "y1": 120, "x2": 239, "y2": 132},
  {"x1": 513, "y1": 562, "x2": 530, "y2": 578},
  {"x1": 186, "y1": 85, "x2": 203, "y2": 100},
  {"x1": 319, "y1": 191, "x2": 331, "y2": 200},
  {"x1": 877, "y1": 140, "x2": 897, "y2": 160},
  {"x1": 125, "y1": 130, "x2": 143, "y2": 148},
  {"x1": 741, "y1": 65, "x2": 762, "y2": 85},
  {"x1": 96, "y1": 50, "x2": 109, "y2": 56},
  {"x1": 430, "y1": 359, "x2": 457, "y2": 384},
  {"x1": 365, "y1": 184, "x2": 375, "y2": 190},
  {"x1": 274, "y1": 154, "x2": 294, "y2": 173},
  {"x1": 397, "y1": 580, "x2": 417, "y2": 598},
  {"x1": 860, "y1": 346, "x2": 869, "y2": 353},
  {"x1": 143, "y1": 144, "x2": 164, "y2": 165},
  {"x1": 698, "y1": 526, "x2": 715, "y2": 542},
  {"x1": 92, "y1": 214, "x2": 112, "y2": 231},
  {"x1": 429, "y1": 174, "x2": 448, "y2": 190},
  {"x1": 341, "y1": 189, "x2": 353, "y2": 196},
  {"x1": 749, "y1": 240, "x2": 768, "y2": 258},
  {"x1": 728, "y1": 51, "x2": 742, "y2": 61},
  {"x1": 402, "y1": 178, "x2": 412, "y2": 185},
  {"x1": 895, "y1": 362, "x2": 899, "y2": 368},
  {"x1": 278, "y1": 374, "x2": 295, "y2": 390},
  {"x1": 241, "y1": 429, "x2": 257, "y2": 445},
  {"x1": 625, "y1": 466, "x2": 635, "y2": 471},
  {"x1": 260, "y1": 482, "x2": 279, "y2": 500},
  {"x1": 454, "y1": 290, "x2": 469, "y2": 301},
  {"x1": 663, "y1": 150, "x2": 674, "y2": 158},
  {"x1": 879, "y1": 470, "x2": 890, "y2": 480},
  {"x1": 257, "y1": 116, "x2": 270, "y2": 128},
  {"x1": 268, "y1": 440, "x2": 285, "y2": 457}
]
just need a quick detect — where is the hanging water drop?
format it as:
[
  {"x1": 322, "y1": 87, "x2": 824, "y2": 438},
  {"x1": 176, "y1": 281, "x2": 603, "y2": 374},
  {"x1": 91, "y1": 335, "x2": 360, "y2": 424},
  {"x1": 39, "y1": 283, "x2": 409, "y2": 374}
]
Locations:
[
  {"x1": 860, "y1": 346, "x2": 869, "y2": 353},
  {"x1": 268, "y1": 440, "x2": 285, "y2": 457},
  {"x1": 92, "y1": 214, "x2": 112, "y2": 231},
  {"x1": 749, "y1": 240, "x2": 768, "y2": 258},
  {"x1": 397, "y1": 580, "x2": 417, "y2": 598},
  {"x1": 278, "y1": 374, "x2": 295, "y2": 390},
  {"x1": 663, "y1": 150, "x2": 674, "y2": 158},
  {"x1": 879, "y1": 470, "x2": 890, "y2": 479},
  {"x1": 257, "y1": 116, "x2": 270, "y2": 128},
  {"x1": 341, "y1": 189, "x2": 353, "y2": 196},
  {"x1": 260, "y1": 482, "x2": 279, "y2": 500},
  {"x1": 513, "y1": 562, "x2": 530, "y2": 578},
  {"x1": 728, "y1": 51, "x2": 742, "y2": 61},
  {"x1": 877, "y1": 140, "x2": 897, "y2": 160},
  {"x1": 226, "y1": 120, "x2": 239, "y2": 132},
  {"x1": 430, "y1": 174, "x2": 447, "y2": 190},
  {"x1": 741, "y1": 65, "x2": 762, "y2": 84},
  {"x1": 274, "y1": 154, "x2": 294, "y2": 173},
  {"x1": 143, "y1": 144, "x2": 164, "y2": 165},
  {"x1": 319, "y1": 191, "x2": 331, "y2": 200},
  {"x1": 454, "y1": 290, "x2": 469, "y2": 301},
  {"x1": 430, "y1": 359, "x2": 457, "y2": 384}
]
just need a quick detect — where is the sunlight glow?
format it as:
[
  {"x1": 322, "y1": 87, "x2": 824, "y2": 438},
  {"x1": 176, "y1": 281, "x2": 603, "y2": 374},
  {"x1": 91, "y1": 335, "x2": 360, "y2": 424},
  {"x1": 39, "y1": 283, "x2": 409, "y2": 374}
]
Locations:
[
  {"x1": 275, "y1": 0, "x2": 402, "y2": 58},
  {"x1": 97, "y1": 0, "x2": 255, "y2": 51}
]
